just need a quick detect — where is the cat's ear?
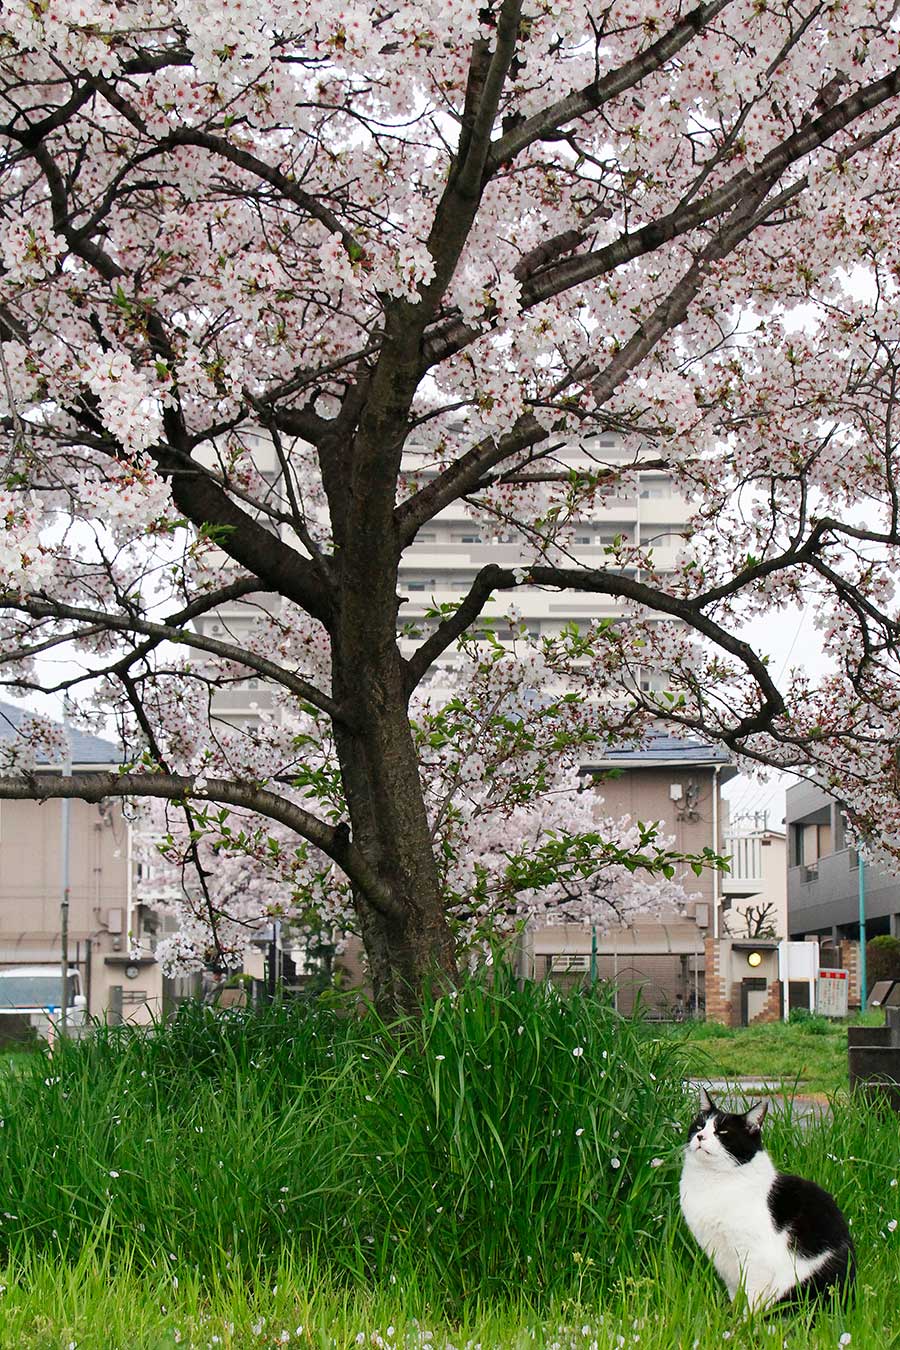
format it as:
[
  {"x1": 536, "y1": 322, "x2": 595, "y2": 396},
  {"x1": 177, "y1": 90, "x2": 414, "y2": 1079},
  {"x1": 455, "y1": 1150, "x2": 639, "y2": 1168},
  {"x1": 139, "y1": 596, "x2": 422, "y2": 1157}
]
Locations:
[
  {"x1": 745, "y1": 1100, "x2": 768, "y2": 1134},
  {"x1": 699, "y1": 1086, "x2": 716, "y2": 1113}
]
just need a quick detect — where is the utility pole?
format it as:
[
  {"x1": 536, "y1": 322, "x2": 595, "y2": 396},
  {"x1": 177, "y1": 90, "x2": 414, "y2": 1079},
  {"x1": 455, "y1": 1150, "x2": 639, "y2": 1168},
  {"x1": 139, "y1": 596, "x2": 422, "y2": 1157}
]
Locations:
[
  {"x1": 858, "y1": 852, "x2": 868, "y2": 1009},
  {"x1": 60, "y1": 696, "x2": 72, "y2": 1039},
  {"x1": 266, "y1": 919, "x2": 282, "y2": 1002}
]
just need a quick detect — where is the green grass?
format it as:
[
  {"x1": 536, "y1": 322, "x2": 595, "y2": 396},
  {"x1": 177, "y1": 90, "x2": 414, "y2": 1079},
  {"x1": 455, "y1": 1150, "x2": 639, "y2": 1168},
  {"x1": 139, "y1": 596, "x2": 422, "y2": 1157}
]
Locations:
[
  {"x1": 665, "y1": 1012, "x2": 885, "y2": 1096},
  {"x1": 0, "y1": 986, "x2": 894, "y2": 1348},
  {"x1": 0, "y1": 1193, "x2": 895, "y2": 1350},
  {"x1": 0, "y1": 978, "x2": 693, "y2": 1300}
]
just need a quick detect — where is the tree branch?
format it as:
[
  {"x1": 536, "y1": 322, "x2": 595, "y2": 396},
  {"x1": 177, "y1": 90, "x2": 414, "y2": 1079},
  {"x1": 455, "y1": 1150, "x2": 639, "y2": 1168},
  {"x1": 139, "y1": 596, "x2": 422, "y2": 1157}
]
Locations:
[
  {"x1": 0, "y1": 593, "x2": 348, "y2": 725},
  {"x1": 403, "y1": 559, "x2": 786, "y2": 741},
  {"x1": 421, "y1": 63, "x2": 900, "y2": 372},
  {"x1": 0, "y1": 770, "x2": 401, "y2": 918},
  {"x1": 88, "y1": 78, "x2": 361, "y2": 255},
  {"x1": 486, "y1": 0, "x2": 738, "y2": 171},
  {"x1": 400, "y1": 175, "x2": 775, "y2": 543}
]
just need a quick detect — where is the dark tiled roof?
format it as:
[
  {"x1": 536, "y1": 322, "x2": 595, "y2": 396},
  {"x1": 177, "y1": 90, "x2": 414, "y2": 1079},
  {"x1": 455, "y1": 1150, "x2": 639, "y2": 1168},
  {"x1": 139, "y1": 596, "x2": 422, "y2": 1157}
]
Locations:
[
  {"x1": 0, "y1": 702, "x2": 120, "y2": 766},
  {"x1": 583, "y1": 732, "x2": 735, "y2": 773}
]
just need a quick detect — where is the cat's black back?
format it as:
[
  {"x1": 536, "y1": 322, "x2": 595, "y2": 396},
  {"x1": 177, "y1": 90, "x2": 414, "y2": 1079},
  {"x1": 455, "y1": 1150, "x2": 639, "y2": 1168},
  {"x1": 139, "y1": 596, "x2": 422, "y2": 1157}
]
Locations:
[{"x1": 768, "y1": 1172, "x2": 856, "y2": 1305}]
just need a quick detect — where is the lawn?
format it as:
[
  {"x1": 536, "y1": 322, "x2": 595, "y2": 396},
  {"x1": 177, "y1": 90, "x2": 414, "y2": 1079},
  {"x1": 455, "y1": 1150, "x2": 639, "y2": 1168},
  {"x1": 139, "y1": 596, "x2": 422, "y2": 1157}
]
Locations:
[
  {"x1": 664, "y1": 1012, "x2": 885, "y2": 1096},
  {"x1": 0, "y1": 1244, "x2": 895, "y2": 1350},
  {"x1": 0, "y1": 988, "x2": 893, "y2": 1349}
]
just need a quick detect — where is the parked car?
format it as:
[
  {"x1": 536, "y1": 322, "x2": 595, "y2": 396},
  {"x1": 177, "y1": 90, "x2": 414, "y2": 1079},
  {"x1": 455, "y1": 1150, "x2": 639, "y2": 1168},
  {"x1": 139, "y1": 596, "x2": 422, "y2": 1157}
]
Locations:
[{"x1": 0, "y1": 965, "x2": 88, "y2": 1039}]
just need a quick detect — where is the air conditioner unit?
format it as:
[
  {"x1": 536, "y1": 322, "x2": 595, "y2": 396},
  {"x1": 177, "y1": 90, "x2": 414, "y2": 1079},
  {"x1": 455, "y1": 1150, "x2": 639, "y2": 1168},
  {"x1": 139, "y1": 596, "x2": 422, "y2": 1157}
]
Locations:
[{"x1": 550, "y1": 953, "x2": 590, "y2": 973}]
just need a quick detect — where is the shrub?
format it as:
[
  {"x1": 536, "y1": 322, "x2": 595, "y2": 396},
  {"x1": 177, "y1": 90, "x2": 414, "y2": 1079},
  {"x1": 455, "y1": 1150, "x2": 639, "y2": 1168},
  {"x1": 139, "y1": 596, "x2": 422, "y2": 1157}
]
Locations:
[
  {"x1": 0, "y1": 975, "x2": 691, "y2": 1303},
  {"x1": 866, "y1": 935, "x2": 900, "y2": 986},
  {"x1": 788, "y1": 1007, "x2": 831, "y2": 1034}
]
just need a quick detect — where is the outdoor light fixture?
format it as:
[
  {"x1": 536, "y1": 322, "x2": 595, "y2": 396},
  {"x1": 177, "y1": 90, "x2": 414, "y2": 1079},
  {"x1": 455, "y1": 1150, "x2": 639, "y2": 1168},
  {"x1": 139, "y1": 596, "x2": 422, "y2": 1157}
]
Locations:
[{"x1": 747, "y1": 951, "x2": 763, "y2": 968}]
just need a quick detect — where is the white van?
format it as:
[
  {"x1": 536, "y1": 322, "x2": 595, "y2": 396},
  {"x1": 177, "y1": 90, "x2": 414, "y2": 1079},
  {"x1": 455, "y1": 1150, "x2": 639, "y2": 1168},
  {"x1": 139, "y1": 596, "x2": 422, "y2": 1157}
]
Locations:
[{"x1": 0, "y1": 966, "x2": 88, "y2": 1037}]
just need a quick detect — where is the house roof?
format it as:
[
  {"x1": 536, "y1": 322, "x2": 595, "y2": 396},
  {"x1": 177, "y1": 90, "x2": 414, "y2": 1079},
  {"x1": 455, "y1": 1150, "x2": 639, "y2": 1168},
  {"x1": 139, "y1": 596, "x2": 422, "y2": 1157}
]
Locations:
[
  {"x1": 582, "y1": 731, "x2": 738, "y2": 781},
  {"x1": 0, "y1": 702, "x2": 120, "y2": 767}
]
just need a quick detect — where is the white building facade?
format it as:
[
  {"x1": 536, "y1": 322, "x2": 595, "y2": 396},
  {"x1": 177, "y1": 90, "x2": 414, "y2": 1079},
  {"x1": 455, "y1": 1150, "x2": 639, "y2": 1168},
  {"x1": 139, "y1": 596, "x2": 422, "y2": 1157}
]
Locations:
[{"x1": 396, "y1": 433, "x2": 694, "y2": 689}]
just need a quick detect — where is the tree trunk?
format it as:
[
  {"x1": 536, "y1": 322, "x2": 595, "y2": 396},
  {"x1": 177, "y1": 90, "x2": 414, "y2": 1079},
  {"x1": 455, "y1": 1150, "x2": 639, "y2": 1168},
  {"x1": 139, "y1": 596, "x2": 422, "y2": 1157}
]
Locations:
[
  {"x1": 354, "y1": 888, "x2": 456, "y2": 1018},
  {"x1": 324, "y1": 319, "x2": 461, "y2": 1016},
  {"x1": 332, "y1": 651, "x2": 459, "y2": 1018}
]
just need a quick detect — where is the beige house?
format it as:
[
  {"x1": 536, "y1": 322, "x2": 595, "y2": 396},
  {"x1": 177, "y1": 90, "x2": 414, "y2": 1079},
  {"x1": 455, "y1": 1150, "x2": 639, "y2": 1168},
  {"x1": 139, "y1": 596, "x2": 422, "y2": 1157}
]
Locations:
[
  {"x1": 520, "y1": 733, "x2": 738, "y2": 1015},
  {"x1": 0, "y1": 704, "x2": 162, "y2": 1028}
]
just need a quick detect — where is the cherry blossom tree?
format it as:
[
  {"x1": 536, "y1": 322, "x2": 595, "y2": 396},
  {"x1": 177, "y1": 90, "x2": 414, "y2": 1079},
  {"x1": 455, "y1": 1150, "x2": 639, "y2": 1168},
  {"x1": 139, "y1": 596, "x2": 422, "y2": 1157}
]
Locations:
[
  {"x1": 138, "y1": 632, "x2": 705, "y2": 978},
  {"x1": 2, "y1": 1, "x2": 900, "y2": 1010}
]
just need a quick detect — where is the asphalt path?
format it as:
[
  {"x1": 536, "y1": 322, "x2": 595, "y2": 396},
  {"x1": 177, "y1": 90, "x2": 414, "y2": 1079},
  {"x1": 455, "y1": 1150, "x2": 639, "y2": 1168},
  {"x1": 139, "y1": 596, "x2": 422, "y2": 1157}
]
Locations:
[{"x1": 686, "y1": 1077, "x2": 831, "y2": 1122}]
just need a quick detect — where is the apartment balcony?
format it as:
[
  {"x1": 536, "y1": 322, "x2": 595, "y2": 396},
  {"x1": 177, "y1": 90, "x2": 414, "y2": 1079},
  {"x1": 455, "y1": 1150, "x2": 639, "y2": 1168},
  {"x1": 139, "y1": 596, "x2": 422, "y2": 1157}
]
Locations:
[
  {"x1": 399, "y1": 542, "x2": 530, "y2": 568},
  {"x1": 210, "y1": 685, "x2": 275, "y2": 714},
  {"x1": 788, "y1": 848, "x2": 858, "y2": 914},
  {"x1": 722, "y1": 834, "x2": 764, "y2": 897},
  {"x1": 637, "y1": 496, "x2": 691, "y2": 524}
]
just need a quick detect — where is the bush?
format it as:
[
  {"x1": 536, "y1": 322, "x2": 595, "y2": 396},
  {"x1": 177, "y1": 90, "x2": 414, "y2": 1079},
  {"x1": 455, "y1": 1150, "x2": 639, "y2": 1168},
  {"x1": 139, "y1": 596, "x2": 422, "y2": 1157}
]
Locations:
[
  {"x1": 0, "y1": 975, "x2": 691, "y2": 1303},
  {"x1": 787, "y1": 1007, "x2": 831, "y2": 1034},
  {"x1": 866, "y1": 934, "x2": 900, "y2": 986}
]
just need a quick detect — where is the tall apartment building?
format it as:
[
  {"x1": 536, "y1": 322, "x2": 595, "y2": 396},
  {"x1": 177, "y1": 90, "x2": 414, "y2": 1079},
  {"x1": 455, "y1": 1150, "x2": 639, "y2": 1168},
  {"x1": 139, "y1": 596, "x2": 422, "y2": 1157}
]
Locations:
[
  {"x1": 396, "y1": 432, "x2": 693, "y2": 689},
  {"x1": 192, "y1": 430, "x2": 694, "y2": 701},
  {"x1": 393, "y1": 434, "x2": 742, "y2": 1010}
]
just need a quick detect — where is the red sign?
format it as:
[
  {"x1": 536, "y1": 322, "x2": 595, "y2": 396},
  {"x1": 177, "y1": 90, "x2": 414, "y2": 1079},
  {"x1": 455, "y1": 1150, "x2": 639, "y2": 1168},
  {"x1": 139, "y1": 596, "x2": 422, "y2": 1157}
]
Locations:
[{"x1": 816, "y1": 968, "x2": 849, "y2": 1017}]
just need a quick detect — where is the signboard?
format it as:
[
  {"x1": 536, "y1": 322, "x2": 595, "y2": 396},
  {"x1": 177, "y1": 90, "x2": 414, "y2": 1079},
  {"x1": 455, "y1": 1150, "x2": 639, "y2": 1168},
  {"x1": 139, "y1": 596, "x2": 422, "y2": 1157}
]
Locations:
[
  {"x1": 778, "y1": 940, "x2": 820, "y2": 1019},
  {"x1": 778, "y1": 940, "x2": 819, "y2": 982},
  {"x1": 816, "y1": 968, "x2": 850, "y2": 1018}
]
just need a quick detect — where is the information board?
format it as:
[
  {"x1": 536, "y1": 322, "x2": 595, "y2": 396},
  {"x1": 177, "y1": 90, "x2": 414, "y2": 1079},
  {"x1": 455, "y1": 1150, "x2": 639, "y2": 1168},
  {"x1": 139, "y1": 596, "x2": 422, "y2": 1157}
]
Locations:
[
  {"x1": 868, "y1": 980, "x2": 896, "y2": 1008},
  {"x1": 816, "y1": 968, "x2": 850, "y2": 1018}
]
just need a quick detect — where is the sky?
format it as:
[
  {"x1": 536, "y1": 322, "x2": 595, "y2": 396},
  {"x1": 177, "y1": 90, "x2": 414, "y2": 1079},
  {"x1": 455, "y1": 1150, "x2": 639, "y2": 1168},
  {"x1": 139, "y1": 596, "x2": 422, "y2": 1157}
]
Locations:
[{"x1": 722, "y1": 601, "x2": 826, "y2": 833}]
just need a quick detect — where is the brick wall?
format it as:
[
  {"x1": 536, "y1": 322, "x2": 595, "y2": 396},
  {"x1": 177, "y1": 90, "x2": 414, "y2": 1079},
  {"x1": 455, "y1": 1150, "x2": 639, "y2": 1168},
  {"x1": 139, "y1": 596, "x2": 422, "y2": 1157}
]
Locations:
[
  {"x1": 840, "y1": 940, "x2": 861, "y2": 1007},
  {"x1": 704, "y1": 937, "x2": 734, "y2": 1026},
  {"x1": 749, "y1": 978, "x2": 782, "y2": 1025},
  {"x1": 730, "y1": 982, "x2": 742, "y2": 1027}
]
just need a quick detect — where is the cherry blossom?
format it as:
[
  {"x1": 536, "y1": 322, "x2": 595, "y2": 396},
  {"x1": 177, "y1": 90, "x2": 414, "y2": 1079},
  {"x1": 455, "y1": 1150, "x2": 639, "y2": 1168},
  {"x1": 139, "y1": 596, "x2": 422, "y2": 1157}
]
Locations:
[{"x1": 0, "y1": 2, "x2": 898, "y2": 1008}]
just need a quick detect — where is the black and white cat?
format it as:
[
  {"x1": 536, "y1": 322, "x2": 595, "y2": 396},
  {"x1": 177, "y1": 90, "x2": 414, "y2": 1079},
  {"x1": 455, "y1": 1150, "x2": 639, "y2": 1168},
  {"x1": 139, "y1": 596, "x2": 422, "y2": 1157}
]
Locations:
[{"x1": 680, "y1": 1087, "x2": 855, "y2": 1310}]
